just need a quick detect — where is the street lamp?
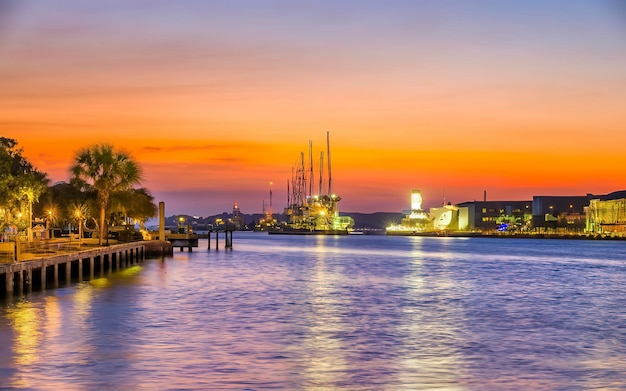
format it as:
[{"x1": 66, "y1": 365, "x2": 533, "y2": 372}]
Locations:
[
  {"x1": 75, "y1": 209, "x2": 83, "y2": 246},
  {"x1": 46, "y1": 210, "x2": 52, "y2": 239},
  {"x1": 178, "y1": 216, "x2": 185, "y2": 234}
]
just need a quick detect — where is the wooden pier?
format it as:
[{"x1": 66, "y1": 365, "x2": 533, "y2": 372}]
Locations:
[
  {"x1": 0, "y1": 241, "x2": 150, "y2": 296},
  {"x1": 207, "y1": 230, "x2": 233, "y2": 250},
  {"x1": 162, "y1": 230, "x2": 234, "y2": 251},
  {"x1": 166, "y1": 232, "x2": 199, "y2": 252}
]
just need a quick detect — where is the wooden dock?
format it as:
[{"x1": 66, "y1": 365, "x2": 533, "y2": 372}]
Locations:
[
  {"x1": 162, "y1": 230, "x2": 234, "y2": 251},
  {"x1": 166, "y1": 232, "x2": 199, "y2": 252},
  {"x1": 0, "y1": 241, "x2": 169, "y2": 296}
]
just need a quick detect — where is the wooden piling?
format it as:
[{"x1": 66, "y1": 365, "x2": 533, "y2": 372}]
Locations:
[
  {"x1": 41, "y1": 267, "x2": 46, "y2": 291},
  {"x1": 5, "y1": 272, "x2": 13, "y2": 294},
  {"x1": 65, "y1": 262, "x2": 71, "y2": 285},
  {"x1": 225, "y1": 231, "x2": 233, "y2": 248},
  {"x1": 53, "y1": 264, "x2": 58, "y2": 288}
]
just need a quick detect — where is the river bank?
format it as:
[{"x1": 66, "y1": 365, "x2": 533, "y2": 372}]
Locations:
[{"x1": 386, "y1": 230, "x2": 626, "y2": 240}]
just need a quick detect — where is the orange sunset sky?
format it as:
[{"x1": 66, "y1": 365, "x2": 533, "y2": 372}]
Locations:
[{"x1": 1, "y1": 1, "x2": 625, "y2": 216}]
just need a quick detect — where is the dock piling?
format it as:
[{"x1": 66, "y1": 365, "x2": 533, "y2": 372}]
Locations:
[{"x1": 207, "y1": 230, "x2": 233, "y2": 250}]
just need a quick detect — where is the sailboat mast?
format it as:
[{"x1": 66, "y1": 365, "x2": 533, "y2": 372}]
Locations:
[
  {"x1": 300, "y1": 151, "x2": 305, "y2": 205},
  {"x1": 327, "y1": 131, "x2": 332, "y2": 195},
  {"x1": 319, "y1": 151, "x2": 324, "y2": 195},
  {"x1": 308, "y1": 140, "x2": 313, "y2": 197}
]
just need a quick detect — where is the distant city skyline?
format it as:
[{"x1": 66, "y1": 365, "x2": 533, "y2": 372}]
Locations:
[{"x1": 2, "y1": 1, "x2": 625, "y2": 216}]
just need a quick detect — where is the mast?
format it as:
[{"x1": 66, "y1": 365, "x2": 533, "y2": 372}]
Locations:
[
  {"x1": 308, "y1": 140, "x2": 314, "y2": 197},
  {"x1": 326, "y1": 131, "x2": 332, "y2": 195},
  {"x1": 319, "y1": 151, "x2": 324, "y2": 195},
  {"x1": 298, "y1": 152, "x2": 306, "y2": 206},
  {"x1": 269, "y1": 181, "x2": 273, "y2": 215}
]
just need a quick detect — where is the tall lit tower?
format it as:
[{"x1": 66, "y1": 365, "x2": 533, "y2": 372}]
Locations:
[
  {"x1": 232, "y1": 202, "x2": 244, "y2": 230},
  {"x1": 409, "y1": 189, "x2": 428, "y2": 220},
  {"x1": 411, "y1": 190, "x2": 423, "y2": 211}
]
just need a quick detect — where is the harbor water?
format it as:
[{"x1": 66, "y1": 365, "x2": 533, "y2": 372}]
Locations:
[{"x1": 1, "y1": 233, "x2": 626, "y2": 390}]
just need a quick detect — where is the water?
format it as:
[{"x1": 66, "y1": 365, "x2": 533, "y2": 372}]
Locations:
[{"x1": 2, "y1": 234, "x2": 626, "y2": 390}]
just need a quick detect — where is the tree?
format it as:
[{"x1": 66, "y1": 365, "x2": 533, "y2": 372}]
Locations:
[
  {"x1": 69, "y1": 144, "x2": 142, "y2": 245},
  {"x1": 36, "y1": 181, "x2": 94, "y2": 236},
  {"x1": 108, "y1": 187, "x2": 157, "y2": 229},
  {"x1": 0, "y1": 137, "x2": 49, "y2": 238}
]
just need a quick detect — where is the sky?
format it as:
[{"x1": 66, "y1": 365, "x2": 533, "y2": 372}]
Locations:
[{"x1": 1, "y1": 0, "x2": 625, "y2": 216}]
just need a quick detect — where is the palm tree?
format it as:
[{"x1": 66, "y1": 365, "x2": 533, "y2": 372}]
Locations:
[
  {"x1": 69, "y1": 144, "x2": 142, "y2": 245},
  {"x1": 109, "y1": 187, "x2": 157, "y2": 229}
]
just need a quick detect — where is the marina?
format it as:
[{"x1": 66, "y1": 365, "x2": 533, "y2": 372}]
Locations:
[{"x1": 275, "y1": 132, "x2": 354, "y2": 234}]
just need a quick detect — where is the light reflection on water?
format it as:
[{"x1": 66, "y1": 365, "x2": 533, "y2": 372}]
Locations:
[{"x1": 1, "y1": 234, "x2": 626, "y2": 390}]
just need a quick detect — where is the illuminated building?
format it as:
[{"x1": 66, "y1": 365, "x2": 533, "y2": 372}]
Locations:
[
  {"x1": 585, "y1": 190, "x2": 626, "y2": 235},
  {"x1": 387, "y1": 188, "x2": 626, "y2": 235},
  {"x1": 230, "y1": 202, "x2": 244, "y2": 230},
  {"x1": 458, "y1": 201, "x2": 532, "y2": 232},
  {"x1": 386, "y1": 190, "x2": 431, "y2": 233},
  {"x1": 531, "y1": 195, "x2": 590, "y2": 232},
  {"x1": 429, "y1": 204, "x2": 468, "y2": 231}
]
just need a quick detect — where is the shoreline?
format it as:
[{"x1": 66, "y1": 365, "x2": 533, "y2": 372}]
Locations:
[{"x1": 385, "y1": 231, "x2": 626, "y2": 240}]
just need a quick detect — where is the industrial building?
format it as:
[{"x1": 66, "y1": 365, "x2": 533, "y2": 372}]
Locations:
[
  {"x1": 456, "y1": 200, "x2": 532, "y2": 232},
  {"x1": 388, "y1": 189, "x2": 626, "y2": 236}
]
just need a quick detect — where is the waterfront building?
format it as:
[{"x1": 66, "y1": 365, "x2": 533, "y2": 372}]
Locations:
[
  {"x1": 429, "y1": 204, "x2": 469, "y2": 231},
  {"x1": 585, "y1": 190, "x2": 626, "y2": 235},
  {"x1": 230, "y1": 202, "x2": 245, "y2": 230},
  {"x1": 386, "y1": 190, "x2": 431, "y2": 233},
  {"x1": 457, "y1": 200, "x2": 532, "y2": 232},
  {"x1": 531, "y1": 195, "x2": 590, "y2": 232},
  {"x1": 386, "y1": 189, "x2": 626, "y2": 235}
]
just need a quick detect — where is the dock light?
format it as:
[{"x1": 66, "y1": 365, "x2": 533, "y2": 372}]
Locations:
[{"x1": 74, "y1": 209, "x2": 83, "y2": 244}]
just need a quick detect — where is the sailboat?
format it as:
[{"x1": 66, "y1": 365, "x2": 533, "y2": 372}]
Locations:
[{"x1": 270, "y1": 132, "x2": 354, "y2": 235}]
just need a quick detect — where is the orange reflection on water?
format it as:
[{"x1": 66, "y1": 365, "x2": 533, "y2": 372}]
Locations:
[
  {"x1": 6, "y1": 302, "x2": 43, "y2": 368},
  {"x1": 301, "y1": 254, "x2": 348, "y2": 390},
  {"x1": 399, "y1": 237, "x2": 470, "y2": 388}
]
